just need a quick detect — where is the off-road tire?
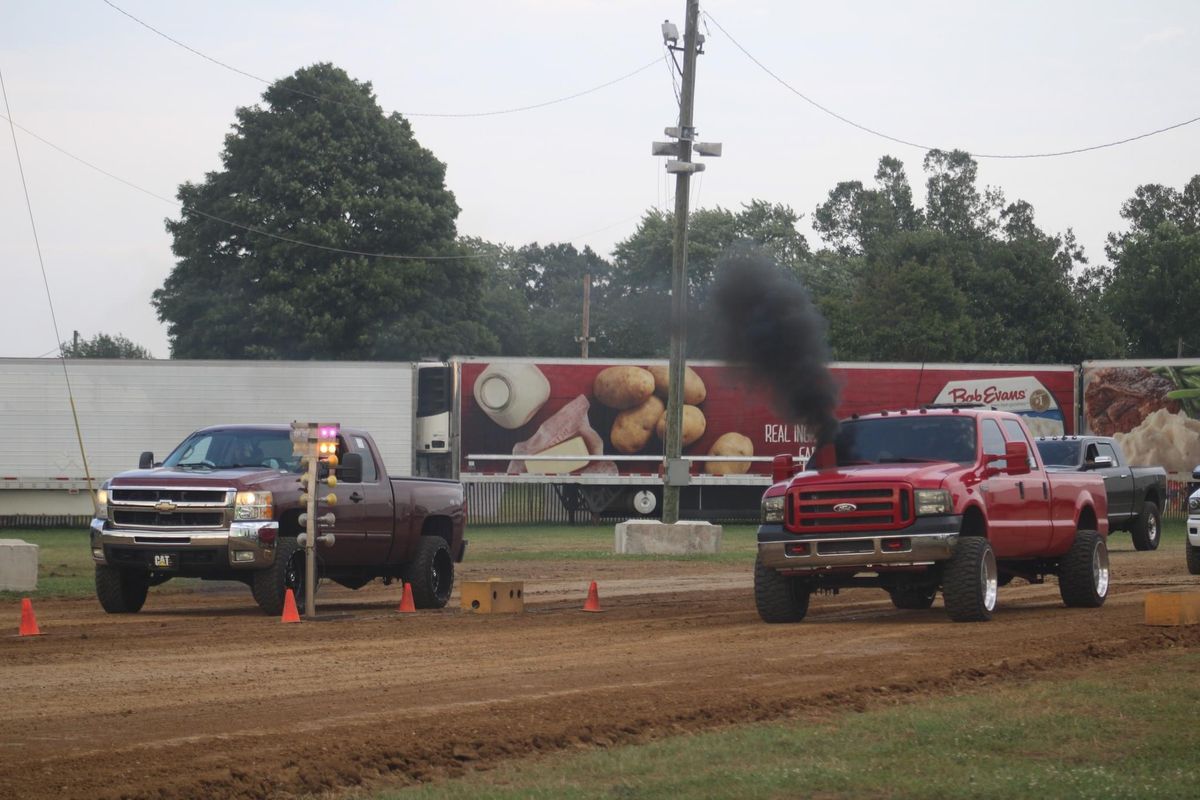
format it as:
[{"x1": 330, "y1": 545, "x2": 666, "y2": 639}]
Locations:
[
  {"x1": 889, "y1": 584, "x2": 937, "y2": 610},
  {"x1": 1130, "y1": 501, "x2": 1161, "y2": 551},
  {"x1": 403, "y1": 536, "x2": 454, "y2": 609},
  {"x1": 754, "y1": 555, "x2": 811, "y2": 623},
  {"x1": 95, "y1": 564, "x2": 149, "y2": 614},
  {"x1": 251, "y1": 537, "x2": 307, "y2": 616},
  {"x1": 1186, "y1": 539, "x2": 1200, "y2": 576},
  {"x1": 1059, "y1": 530, "x2": 1109, "y2": 608},
  {"x1": 942, "y1": 536, "x2": 997, "y2": 622}
]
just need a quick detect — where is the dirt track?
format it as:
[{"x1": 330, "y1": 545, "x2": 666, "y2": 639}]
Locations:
[{"x1": 2, "y1": 541, "x2": 1199, "y2": 799}]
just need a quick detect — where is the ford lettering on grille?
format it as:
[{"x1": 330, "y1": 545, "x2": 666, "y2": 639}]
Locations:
[{"x1": 833, "y1": 502, "x2": 857, "y2": 512}]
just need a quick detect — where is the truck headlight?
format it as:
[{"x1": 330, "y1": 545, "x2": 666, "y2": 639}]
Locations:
[
  {"x1": 1189, "y1": 496, "x2": 1200, "y2": 513},
  {"x1": 234, "y1": 491, "x2": 273, "y2": 520},
  {"x1": 914, "y1": 489, "x2": 952, "y2": 516},
  {"x1": 761, "y1": 495, "x2": 786, "y2": 524},
  {"x1": 95, "y1": 487, "x2": 109, "y2": 520}
]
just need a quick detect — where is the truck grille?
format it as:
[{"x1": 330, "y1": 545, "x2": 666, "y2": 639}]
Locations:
[
  {"x1": 108, "y1": 485, "x2": 234, "y2": 530},
  {"x1": 787, "y1": 483, "x2": 912, "y2": 533}
]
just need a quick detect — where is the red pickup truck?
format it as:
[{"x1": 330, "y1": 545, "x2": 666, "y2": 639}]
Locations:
[
  {"x1": 756, "y1": 407, "x2": 1110, "y2": 622},
  {"x1": 89, "y1": 425, "x2": 466, "y2": 615}
]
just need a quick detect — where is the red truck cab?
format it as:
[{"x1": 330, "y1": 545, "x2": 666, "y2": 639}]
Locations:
[{"x1": 756, "y1": 406, "x2": 1109, "y2": 622}]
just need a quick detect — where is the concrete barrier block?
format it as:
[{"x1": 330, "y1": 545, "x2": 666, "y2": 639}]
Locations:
[
  {"x1": 1144, "y1": 590, "x2": 1200, "y2": 626},
  {"x1": 0, "y1": 539, "x2": 39, "y2": 592},
  {"x1": 614, "y1": 520, "x2": 722, "y2": 555}
]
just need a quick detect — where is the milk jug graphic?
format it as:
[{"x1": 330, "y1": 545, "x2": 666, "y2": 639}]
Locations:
[{"x1": 473, "y1": 363, "x2": 551, "y2": 429}]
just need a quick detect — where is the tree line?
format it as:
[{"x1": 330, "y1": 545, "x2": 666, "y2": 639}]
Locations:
[{"x1": 85, "y1": 64, "x2": 1200, "y2": 363}]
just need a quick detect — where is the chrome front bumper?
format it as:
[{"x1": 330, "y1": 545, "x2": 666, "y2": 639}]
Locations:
[
  {"x1": 758, "y1": 531, "x2": 959, "y2": 572},
  {"x1": 1188, "y1": 515, "x2": 1200, "y2": 547},
  {"x1": 89, "y1": 518, "x2": 278, "y2": 569}
]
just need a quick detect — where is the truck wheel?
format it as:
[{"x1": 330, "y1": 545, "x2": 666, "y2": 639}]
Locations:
[
  {"x1": 889, "y1": 584, "x2": 937, "y2": 610},
  {"x1": 403, "y1": 537, "x2": 454, "y2": 609},
  {"x1": 251, "y1": 537, "x2": 307, "y2": 616},
  {"x1": 1130, "y1": 501, "x2": 1161, "y2": 551},
  {"x1": 95, "y1": 564, "x2": 149, "y2": 614},
  {"x1": 1186, "y1": 540, "x2": 1200, "y2": 576},
  {"x1": 942, "y1": 536, "x2": 997, "y2": 622},
  {"x1": 1059, "y1": 530, "x2": 1109, "y2": 608},
  {"x1": 754, "y1": 555, "x2": 811, "y2": 623}
]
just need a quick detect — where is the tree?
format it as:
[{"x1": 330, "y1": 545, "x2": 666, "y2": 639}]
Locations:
[
  {"x1": 604, "y1": 202, "x2": 810, "y2": 357},
  {"x1": 153, "y1": 63, "x2": 496, "y2": 360},
  {"x1": 1101, "y1": 176, "x2": 1200, "y2": 356},
  {"x1": 60, "y1": 332, "x2": 153, "y2": 359}
]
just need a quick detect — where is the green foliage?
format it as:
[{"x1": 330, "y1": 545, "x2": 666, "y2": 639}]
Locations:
[
  {"x1": 153, "y1": 63, "x2": 496, "y2": 360},
  {"x1": 60, "y1": 332, "x2": 153, "y2": 359},
  {"x1": 1098, "y1": 175, "x2": 1200, "y2": 357},
  {"x1": 813, "y1": 151, "x2": 1126, "y2": 363}
]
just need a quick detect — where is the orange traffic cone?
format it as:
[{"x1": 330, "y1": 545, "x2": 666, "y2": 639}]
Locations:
[
  {"x1": 397, "y1": 582, "x2": 416, "y2": 614},
  {"x1": 18, "y1": 597, "x2": 43, "y2": 636},
  {"x1": 582, "y1": 581, "x2": 603, "y2": 613},
  {"x1": 281, "y1": 588, "x2": 301, "y2": 623}
]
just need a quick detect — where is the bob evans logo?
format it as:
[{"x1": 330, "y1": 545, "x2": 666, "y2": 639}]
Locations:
[{"x1": 934, "y1": 377, "x2": 1057, "y2": 413}]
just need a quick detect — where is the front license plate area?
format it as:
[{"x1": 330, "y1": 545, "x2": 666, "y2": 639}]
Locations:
[{"x1": 152, "y1": 552, "x2": 178, "y2": 570}]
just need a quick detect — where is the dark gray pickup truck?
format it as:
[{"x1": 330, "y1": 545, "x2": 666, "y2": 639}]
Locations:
[{"x1": 1036, "y1": 435, "x2": 1167, "y2": 551}]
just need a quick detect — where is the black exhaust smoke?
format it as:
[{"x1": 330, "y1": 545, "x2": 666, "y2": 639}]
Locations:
[{"x1": 710, "y1": 246, "x2": 840, "y2": 446}]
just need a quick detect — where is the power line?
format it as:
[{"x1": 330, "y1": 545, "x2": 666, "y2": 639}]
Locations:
[
  {"x1": 1, "y1": 65, "x2": 99, "y2": 511},
  {"x1": 0, "y1": 111, "x2": 645, "y2": 261},
  {"x1": 101, "y1": 0, "x2": 659, "y2": 119},
  {"x1": 703, "y1": 10, "x2": 1200, "y2": 160}
]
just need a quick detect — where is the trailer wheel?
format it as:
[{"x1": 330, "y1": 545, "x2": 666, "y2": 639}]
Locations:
[
  {"x1": 889, "y1": 584, "x2": 937, "y2": 610},
  {"x1": 754, "y1": 555, "x2": 811, "y2": 623},
  {"x1": 251, "y1": 537, "x2": 307, "y2": 616},
  {"x1": 942, "y1": 536, "x2": 997, "y2": 622},
  {"x1": 1130, "y1": 501, "x2": 1160, "y2": 551},
  {"x1": 1186, "y1": 540, "x2": 1200, "y2": 576},
  {"x1": 95, "y1": 564, "x2": 149, "y2": 614},
  {"x1": 1059, "y1": 530, "x2": 1109, "y2": 608},
  {"x1": 403, "y1": 537, "x2": 454, "y2": 609}
]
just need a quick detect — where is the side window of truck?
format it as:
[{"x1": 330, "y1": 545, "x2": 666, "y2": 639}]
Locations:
[
  {"x1": 350, "y1": 435, "x2": 379, "y2": 483},
  {"x1": 981, "y1": 419, "x2": 1007, "y2": 467},
  {"x1": 1096, "y1": 442, "x2": 1120, "y2": 466},
  {"x1": 999, "y1": 419, "x2": 1039, "y2": 470}
]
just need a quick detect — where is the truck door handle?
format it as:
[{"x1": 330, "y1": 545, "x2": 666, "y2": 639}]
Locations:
[
  {"x1": 1042, "y1": 482, "x2": 1048, "y2": 499},
  {"x1": 1017, "y1": 481, "x2": 1025, "y2": 499},
  {"x1": 350, "y1": 491, "x2": 364, "y2": 503}
]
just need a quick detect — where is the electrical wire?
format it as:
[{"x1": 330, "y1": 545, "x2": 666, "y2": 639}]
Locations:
[
  {"x1": 703, "y1": 10, "x2": 1200, "y2": 160},
  {"x1": 0, "y1": 111, "x2": 645, "y2": 262},
  {"x1": 1, "y1": 66, "x2": 99, "y2": 509},
  {"x1": 0, "y1": 110, "x2": 492, "y2": 261},
  {"x1": 101, "y1": 0, "x2": 659, "y2": 119}
]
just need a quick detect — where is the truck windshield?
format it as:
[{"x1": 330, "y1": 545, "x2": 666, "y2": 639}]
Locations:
[
  {"x1": 834, "y1": 416, "x2": 977, "y2": 466},
  {"x1": 162, "y1": 429, "x2": 300, "y2": 472},
  {"x1": 1034, "y1": 440, "x2": 1081, "y2": 467}
]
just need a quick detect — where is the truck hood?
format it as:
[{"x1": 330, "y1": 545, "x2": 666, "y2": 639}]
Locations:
[
  {"x1": 801, "y1": 462, "x2": 967, "y2": 487},
  {"x1": 108, "y1": 467, "x2": 290, "y2": 490}
]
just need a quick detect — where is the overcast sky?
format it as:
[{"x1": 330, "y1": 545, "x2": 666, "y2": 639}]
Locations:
[{"x1": 3, "y1": 1, "x2": 1197, "y2": 359}]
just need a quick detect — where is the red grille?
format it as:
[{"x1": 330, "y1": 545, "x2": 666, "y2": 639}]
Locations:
[{"x1": 787, "y1": 483, "x2": 912, "y2": 533}]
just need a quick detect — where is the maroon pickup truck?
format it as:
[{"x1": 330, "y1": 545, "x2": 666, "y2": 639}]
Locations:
[
  {"x1": 756, "y1": 407, "x2": 1110, "y2": 622},
  {"x1": 89, "y1": 424, "x2": 466, "y2": 615}
]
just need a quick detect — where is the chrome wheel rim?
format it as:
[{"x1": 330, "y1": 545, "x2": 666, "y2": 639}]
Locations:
[
  {"x1": 982, "y1": 548, "x2": 998, "y2": 611},
  {"x1": 1093, "y1": 541, "x2": 1110, "y2": 597},
  {"x1": 1148, "y1": 515, "x2": 1159, "y2": 545}
]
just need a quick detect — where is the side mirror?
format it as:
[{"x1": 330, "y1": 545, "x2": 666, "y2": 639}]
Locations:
[
  {"x1": 1193, "y1": 465, "x2": 1200, "y2": 481},
  {"x1": 772, "y1": 453, "x2": 797, "y2": 484},
  {"x1": 339, "y1": 452, "x2": 364, "y2": 484},
  {"x1": 139, "y1": 451, "x2": 154, "y2": 469},
  {"x1": 1004, "y1": 441, "x2": 1030, "y2": 476},
  {"x1": 1089, "y1": 455, "x2": 1114, "y2": 470}
]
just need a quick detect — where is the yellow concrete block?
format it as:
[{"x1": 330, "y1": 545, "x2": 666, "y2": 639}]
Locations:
[
  {"x1": 1144, "y1": 590, "x2": 1200, "y2": 626},
  {"x1": 461, "y1": 579, "x2": 525, "y2": 614}
]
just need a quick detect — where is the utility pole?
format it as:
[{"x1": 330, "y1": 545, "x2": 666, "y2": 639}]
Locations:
[
  {"x1": 660, "y1": 1, "x2": 702, "y2": 524},
  {"x1": 579, "y1": 272, "x2": 592, "y2": 358}
]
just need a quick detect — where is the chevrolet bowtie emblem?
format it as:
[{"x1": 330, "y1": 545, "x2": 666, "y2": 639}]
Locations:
[{"x1": 155, "y1": 500, "x2": 178, "y2": 513}]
